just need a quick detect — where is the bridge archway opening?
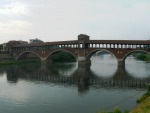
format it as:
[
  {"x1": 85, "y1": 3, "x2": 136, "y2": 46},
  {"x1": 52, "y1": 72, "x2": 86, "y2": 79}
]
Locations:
[
  {"x1": 123, "y1": 50, "x2": 150, "y2": 79},
  {"x1": 17, "y1": 51, "x2": 41, "y2": 61},
  {"x1": 86, "y1": 49, "x2": 118, "y2": 78},
  {"x1": 123, "y1": 50, "x2": 150, "y2": 63},
  {"x1": 46, "y1": 50, "x2": 77, "y2": 63},
  {"x1": 86, "y1": 49, "x2": 118, "y2": 62}
]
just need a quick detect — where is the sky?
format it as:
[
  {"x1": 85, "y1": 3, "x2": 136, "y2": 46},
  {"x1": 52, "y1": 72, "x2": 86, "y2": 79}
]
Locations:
[{"x1": 0, "y1": 0, "x2": 150, "y2": 43}]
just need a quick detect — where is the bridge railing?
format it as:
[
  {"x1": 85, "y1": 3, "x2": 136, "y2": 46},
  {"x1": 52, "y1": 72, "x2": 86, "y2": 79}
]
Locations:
[{"x1": 88, "y1": 44, "x2": 150, "y2": 50}]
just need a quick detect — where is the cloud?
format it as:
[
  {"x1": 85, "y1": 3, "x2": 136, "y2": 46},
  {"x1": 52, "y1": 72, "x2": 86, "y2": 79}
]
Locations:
[
  {"x1": 26, "y1": 0, "x2": 150, "y2": 41},
  {"x1": 0, "y1": 20, "x2": 31, "y2": 35},
  {"x1": 0, "y1": 0, "x2": 150, "y2": 43},
  {"x1": 0, "y1": 2, "x2": 28, "y2": 15}
]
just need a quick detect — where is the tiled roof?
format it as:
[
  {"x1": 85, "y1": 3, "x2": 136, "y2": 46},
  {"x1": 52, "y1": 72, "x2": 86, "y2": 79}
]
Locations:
[
  {"x1": 13, "y1": 39, "x2": 150, "y2": 47},
  {"x1": 14, "y1": 40, "x2": 78, "y2": 47}
]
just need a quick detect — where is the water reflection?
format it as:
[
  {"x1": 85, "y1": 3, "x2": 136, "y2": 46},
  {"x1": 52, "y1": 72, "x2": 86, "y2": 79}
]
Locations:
[
  {"x1": 46, "y1": 62, "x2": 78, "y2": 77},
  {"x1": 1, "y1": 61, "x2": 149, "y2": 94},
  {"x1": 90, "y1": 55, "x2": 118, "y2": 78},
  {"x1": 1, "y1": 54, "x2": 150, "y2": 93},
  {"x1": 126, "y1": 57, "x2": 150, "y2": 79}
]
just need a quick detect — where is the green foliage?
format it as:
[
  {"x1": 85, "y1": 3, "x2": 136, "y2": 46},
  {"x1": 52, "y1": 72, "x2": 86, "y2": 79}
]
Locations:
[
  {"x1": 148, "y1": 84, "x2": 150, "y2": 92},
  {"x1": 131, "y1": 96, "x2": 150, "y2": 113},
  {"x1": 135, "y1": 53, "x2": 150, "y2": 61},
  {"x1": 51, "y1": 51, "x2": 76, "y2": 62},
  {"x1": 96, "y1": 111, "x2": 112, "y2": 113},
  {"x1": 0, "y1": 45, "x2": 3, "y2": 50},
  {"x1": 0, "y1": 59, "x2": 40, "y2": 66},
  {"x1": 136, "y1": 92, "x2": 150, "y2": 103},
  {"x1": 113, "y1": 107, "x2": 122, "y2": 113},
  {"x1": 97, "y1": 108, "x2": 129, "y2": 113},
  {"x1": 123, "y1": 110, "x2": 129, "y2": 113}
]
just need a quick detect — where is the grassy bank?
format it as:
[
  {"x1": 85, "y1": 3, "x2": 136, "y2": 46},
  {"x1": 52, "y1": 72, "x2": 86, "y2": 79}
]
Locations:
[
  {"x1": 97, "y1": 97, "x2": 150, "y2": 113},
  {"x1": 130, "y1": 97, "x2": 150, "y2": 113},
  {"x1": 97, "y1": 107, "x2": 129, "y2": 113},
  {"x1": 136, "y1": 92, "x2": 150, "y2": 104},
  {"x1": 0, "y1": 59, "x2": 40, "y2": 66},
  {"x1": 136, "y1": 85, "x2": 150, "y2": 103},
  {"x1": 97, "y1": 85, "x2": 150, "y2": 113},
  {"x1": 131, "y1": 84, "x2": 150, "y2": 113}
]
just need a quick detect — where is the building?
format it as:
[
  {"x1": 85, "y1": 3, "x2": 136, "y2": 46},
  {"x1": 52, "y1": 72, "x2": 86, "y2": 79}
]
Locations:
[
  {"x1": 29, "y1": 38, "x2": 43, "y2": 43},
  {"x1": 0, "y1": 43, "x2": 7, "y2": 51},
  {"x1": 6, "y1": 40, "x2": 28, "y2": 51}
]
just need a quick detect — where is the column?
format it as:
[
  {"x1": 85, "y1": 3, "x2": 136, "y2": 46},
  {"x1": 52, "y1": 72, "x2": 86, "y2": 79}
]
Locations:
[{"x1": 118, "y1": 59, "x2": 125, "y2": 67}]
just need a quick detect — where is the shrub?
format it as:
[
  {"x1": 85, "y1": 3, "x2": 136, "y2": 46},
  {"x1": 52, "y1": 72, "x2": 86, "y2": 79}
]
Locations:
[
  {"x1": 113, "y1": 107, "x2": 121, "y2": 113},
  {"x1": 137, "y1": 92, "x2": 150, "y2": 103},
  {"x1": 148, "y1": 84, "x2": 150, "y2": 92},
  {"x1": 124, "y1": 110, "x2": 129, "y2": 113}
]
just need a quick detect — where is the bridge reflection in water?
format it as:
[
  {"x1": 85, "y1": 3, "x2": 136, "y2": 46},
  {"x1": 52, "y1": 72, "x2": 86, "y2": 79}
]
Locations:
[{"x1": 2, "y1": 61, "x2": 150, "y2": 93}]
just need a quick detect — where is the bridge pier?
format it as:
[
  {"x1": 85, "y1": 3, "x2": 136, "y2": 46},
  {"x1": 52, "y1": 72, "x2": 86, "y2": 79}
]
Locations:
[
  {"x1": 78, "y1": 57, "x2": 91, "y2": 66},
  {"x1": 117, "y1": 59, "x2": 125, "y2": 67}
]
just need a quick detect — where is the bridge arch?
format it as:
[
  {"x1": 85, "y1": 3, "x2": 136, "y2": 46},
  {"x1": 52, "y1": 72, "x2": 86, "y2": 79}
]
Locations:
[
  {"x1": 16, "y1": 51, "x2": 42, "y2": 60},
  {"x1": 85, "y1": 49, "x2": 118, "y2": 61},
  {"x1": 122, "y1": 50, "x2": 150, "y2": 62},
  {"x1": 45, "y1": 49, "x2": 78, "y2": 61}
]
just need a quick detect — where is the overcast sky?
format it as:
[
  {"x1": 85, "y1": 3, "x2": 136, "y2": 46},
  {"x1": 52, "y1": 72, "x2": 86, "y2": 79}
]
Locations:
[{"x1": 0, "y1": 0, "x2": 150, "y2": 43}]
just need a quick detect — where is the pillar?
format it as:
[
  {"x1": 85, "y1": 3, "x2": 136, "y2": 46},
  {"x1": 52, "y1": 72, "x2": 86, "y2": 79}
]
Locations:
[
  {"x1": 117, "y1": 59, "x2": 125, "y2": 67},
  {"x1": 77, "y1": 63, "x2": 91, "y2": 93},
  {"x1": 78, "y1": 57, "x2": 91, "y2": 66}
]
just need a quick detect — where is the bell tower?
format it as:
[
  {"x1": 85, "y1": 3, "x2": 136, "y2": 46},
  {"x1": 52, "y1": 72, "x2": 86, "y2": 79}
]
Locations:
[{"x1": 78, "y1": 34, "x2": 89, "y2": 49}]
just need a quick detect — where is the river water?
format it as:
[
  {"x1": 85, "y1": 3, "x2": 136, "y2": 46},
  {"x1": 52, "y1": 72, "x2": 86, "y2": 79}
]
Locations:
[{"x1": 0, "y1": 54, "x2": 150, "y2": 113}]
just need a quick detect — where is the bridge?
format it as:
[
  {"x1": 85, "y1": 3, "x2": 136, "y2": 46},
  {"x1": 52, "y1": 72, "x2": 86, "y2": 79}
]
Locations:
[{"x1": 10, "y1": 34, "x2": 150, "y2": 66}]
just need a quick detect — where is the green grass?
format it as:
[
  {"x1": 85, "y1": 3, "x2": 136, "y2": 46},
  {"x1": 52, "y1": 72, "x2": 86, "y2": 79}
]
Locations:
[
  {"x1": 97, "y1": 107, "x2": 129, "y2": 113},
  {"x1": 0, "y1": 59, "x2": 40, "y2": 66},
  {"x1": 131, "y1": 84, "x2": 150, "y2": 113},
  {"x1": 136, "y1": 92, "x2": 150, "y2": 103},
  {"x1": 136, "y1": 85, "x2": 150, "y2": 103},
  {"x1": 131, "y1": 97, "x2": 150, "y2": 113},
  {"x1": 97, "y1": 85, "x2": 150, "y2": 113}
]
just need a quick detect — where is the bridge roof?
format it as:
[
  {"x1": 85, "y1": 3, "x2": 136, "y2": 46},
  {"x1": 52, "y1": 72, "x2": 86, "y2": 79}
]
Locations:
[
  {"x1": 14, "y1": 40, "x2": 78, "y2": 47},
  {"x1": 13, "y1": 39, "x2": 150, "y2": 47},
  {"x1": 88, "y1": 40, "x2": 150, "y2": 44}
]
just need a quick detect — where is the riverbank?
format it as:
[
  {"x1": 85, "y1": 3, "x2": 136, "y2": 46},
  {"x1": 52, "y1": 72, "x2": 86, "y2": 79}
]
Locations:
[
  {"x1": 130, "y1": 97, "x2": 150, "y2": 113},
  {"x1": 97, "y1": 85, "x2": 150, "y2": 113},
  {"x1": 97, "y1": 97, "x2": 150, "y2": 113},
  {"x1": 130, "y1": 85, "x2": 150, "y2": 113},
  {"x1": 0, "y1": 59, "x2": 40, "y2": 66}
]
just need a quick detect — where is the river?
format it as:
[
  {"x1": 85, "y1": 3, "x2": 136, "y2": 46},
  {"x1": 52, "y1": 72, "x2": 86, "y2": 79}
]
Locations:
[{"x1": 0, "y1": 54, "x2": 150, "y2": 113}]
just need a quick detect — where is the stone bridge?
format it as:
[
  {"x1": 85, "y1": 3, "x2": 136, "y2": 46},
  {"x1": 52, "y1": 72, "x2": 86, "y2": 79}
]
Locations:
[{"x1": 10, "y1": 34, "x2": 150, "y2": 66}]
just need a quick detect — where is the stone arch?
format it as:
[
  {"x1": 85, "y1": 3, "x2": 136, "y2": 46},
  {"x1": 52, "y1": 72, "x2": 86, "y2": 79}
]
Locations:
[
  {"x1": 122, "y1": 50, "x2": 150, "y2": 62},
  {"x1": 45, "y1": 49, "x2": 78, "y2": 61},
  {"x1": 16, "y1": 51, "x2": 42, "y2": 60},
  {"x1": 85, "y1": 49, "x2": 118, "y2": 61}
]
